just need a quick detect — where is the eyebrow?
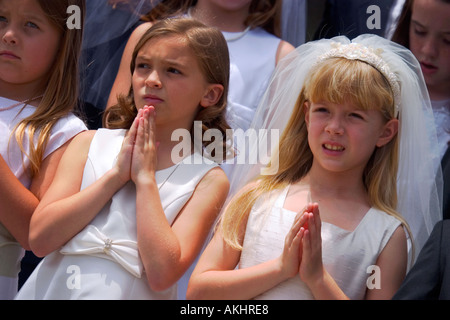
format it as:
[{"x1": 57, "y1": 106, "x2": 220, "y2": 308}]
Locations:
[
  {"x1": 135, "y1": 54, "x2": 188, "y2": 68},
  {"x1": 22, "y1": 12, "x2": 47, "y2": 24},
  {"x1": 411, "y1": 19, "x2": 450, "y2": 35},
  {"x1": 411, "y1": 20, "x2": 425, "y2": 28}
]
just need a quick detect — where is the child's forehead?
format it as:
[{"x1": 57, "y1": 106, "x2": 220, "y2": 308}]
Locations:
[
  {"x1": 139, "y1": 35, "x2": 191, "y2": 53},
  {"x1": 0, "y1": 0, "x2": 46, "y2": 16},
  {"x1": 138, "y1": 36, "x2": 194, "y2": 59},
  {"x1": 311, "y1": 99, "x2": 369, "y2": 110},
  {"x1": 144, "y1": 34, "x2": 187, "y2": 46}
]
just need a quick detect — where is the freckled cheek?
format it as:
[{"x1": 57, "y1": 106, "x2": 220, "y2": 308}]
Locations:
[
  {"x1": 131, "y1": 76, "x2": 147, "y2": 94},
  {"x1": 306, "y1": 125, "x2": 323, "y2": 149},
  {"x1": 26, "y1": 41, "x2": 59, "y2": 76}
]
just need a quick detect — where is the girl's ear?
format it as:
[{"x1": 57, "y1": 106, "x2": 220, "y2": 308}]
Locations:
[
  {"x1": 200, "y1": 84, "x2": 224, "y2": 108},
  {"x1": 376, "y1": 118, "x2": 399, "y2": 147},
  {"x1": 304, "y1": 101, "x2": 311, "y2": 127}
]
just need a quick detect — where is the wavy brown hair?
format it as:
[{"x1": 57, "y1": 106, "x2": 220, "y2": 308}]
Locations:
[{"x1": 103, "y1": 18, "x2": 231, "y2": 161}]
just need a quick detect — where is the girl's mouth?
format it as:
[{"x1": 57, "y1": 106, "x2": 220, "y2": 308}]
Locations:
[
  {"x1": 323, "y1": 143, "x2": 345, "y2": 151},
  {"x1": 420, "y1": 61, "x2": 438, "y2": 75},
  {"x1": 0, "y1": 50, "x2": 20, "y2": 60}
]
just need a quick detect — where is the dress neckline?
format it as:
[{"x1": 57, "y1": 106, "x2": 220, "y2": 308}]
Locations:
[{"x1": 275, "y1": 184, "x2": 373, "y2": 234}]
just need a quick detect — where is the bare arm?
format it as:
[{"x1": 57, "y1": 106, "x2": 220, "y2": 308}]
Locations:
[
  {"x1": 29, "y1": 128, "x2": 135, "y2": 257},
  {"x1": 365, "y1": 225, "x2": 408, "y2": 299},
  {"x1": 0, "y1": 138, "x2": 75, "y2": 249},
  {"x1": 299, "y1": 209, "x2": 407, "y2": 300},
  {"x1": 0, "y1": 155, "x2": 38, "y2": 250},
  {"x1": 187, "y1": 199, "x2": 313, "y2": 300},
  {"x1": 136, "y1": 166, "x2": 229, "y2": 292},
  {"x1": 186, "y1": 230, "x2": 291, "y2": 300},
  {"x1": 131, "y1": 107, "x2": 230, "y2": 291},
  {"x1": 275, "y1": 40, "x2": 295, "y2": 65}
]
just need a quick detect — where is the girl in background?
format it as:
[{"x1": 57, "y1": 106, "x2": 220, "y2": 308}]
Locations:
[
  {"x1": 106, "y1": 0, "x2": 296, "y2": 299},
  {"x1": 107, "y1": 0, "x2": 295, "y2": 132},
  {"x1": 16, "y1": 18, "x2": 230, "y2": 300},
  {"x1": 187, "y1": 35, "x2": 442, "y2": 300},
  {"x1": 391, "y1": 0, "x2": 449, "y2": 217},
  {"x1": 0, "y1": 0, "x2": 87, "y2": 299}
]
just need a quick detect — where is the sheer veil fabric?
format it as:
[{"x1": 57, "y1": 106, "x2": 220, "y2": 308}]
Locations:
[
  {"x1": 226, "y1": 35, "x2": 443, "y2": 262},
  {"x1": 82, "y1": 2, "x2": 442, "y2": 263}
]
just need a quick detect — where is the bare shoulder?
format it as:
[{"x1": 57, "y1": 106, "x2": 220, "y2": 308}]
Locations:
[
  {"x1": 61, "y1": 130, "x2": 98, "y2": 162},
  {"x1": 129, "y1": 21, "x2": 154, "y2": 43},
  {"x1": 377, "y1": 224, "x2": 408, "y2": 266},
  {"x1": 197, "y1": 166, "x2": 230, "y2": 195},
  {"x1": 388, "y1": 224, "x2": 408, "y2": 249},
  {"x1": 69, "y1": 130, "x2": 96, "y2": 148},
  {"x1": 276, "y1": 40, "x2": 295, "y2": 64}
]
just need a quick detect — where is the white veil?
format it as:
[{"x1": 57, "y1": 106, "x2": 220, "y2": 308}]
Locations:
[
  {"x1": 80, "y1": 1, "x2": 158, "y2": 115},
  {"x1": 226, "y1": 34, "x2": 443, "y2": 262}
]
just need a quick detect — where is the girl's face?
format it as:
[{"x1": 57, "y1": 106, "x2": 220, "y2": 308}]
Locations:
[
  {"x1": 305, "y1": 101, "x2": 398, "y2": 176},
  {"x1": 0, "y1": 0, "x2": 61, "y2": 97},
  {"x1": 132, "y1": 35, "x2": 222, "y2": 130},
  {"x1": 409, "y1": 0, "x2": 450, "y2": 100}
]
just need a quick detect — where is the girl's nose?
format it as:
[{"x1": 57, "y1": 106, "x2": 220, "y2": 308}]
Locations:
[
  {"x1": 420, "y1": 36, "x2": 439, "y2": 60},
  {"x1": 2, "y1": 27, "x2": 18, "y2": 45},
  {"x1": 325, "y1": 116, "x2": 344, "y2": 135},
  {"x1": 145, "y1": 70, "x2": 162, "y2": 88}
]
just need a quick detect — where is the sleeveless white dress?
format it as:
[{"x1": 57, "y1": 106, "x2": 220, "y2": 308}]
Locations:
[
  {"x1": 224, "y1": 27, "x2": 281, "y2": 132},
  {"x1": 15, "y1": 129, "x2": 218, "y2": 300},
  {"x1": 220, "y1": 27, "x2": 281, "y2": 181},
  {"x1": 0, "y1": 97, "x2": 87, "y2": 299},
  {"x1": 239, "y1": 186, "x2": 403, "y2": 300}
]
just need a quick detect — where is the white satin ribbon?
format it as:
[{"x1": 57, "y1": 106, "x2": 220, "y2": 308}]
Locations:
[{"x1": 60, "y1": 225, "x2": 143, "y2": 278}]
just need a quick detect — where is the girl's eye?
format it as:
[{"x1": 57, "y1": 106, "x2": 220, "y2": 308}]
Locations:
[
  {"x1": 25, "y1": 21, "x2": 39, "y2": 29},
  {"x1": 137, "y1": 63, "x2": 150, "y2": 69},
  {"x1": 413, "y1": 27, "x2": 426, "y2": 36},
  {"x1": 314, "y1": 107, "x2": 329, "y2": 113},
  {"x1": 0, "y1": 16, "x2": 7, "y2": 23},
  {"x1": 349, "y1": 112, "x2": 364, "y2": 120},
  {"x1": 167, "y1": 67, "x2": 181, "y2": 74}
]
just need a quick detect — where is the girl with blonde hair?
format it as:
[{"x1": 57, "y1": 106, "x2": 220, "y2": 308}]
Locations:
[
  {"x1": 187, "y1": 35, "x2": 442, "y2": 300},
  {"x1": 0, "y1": 0, "x2": 87, "y2": 299}
]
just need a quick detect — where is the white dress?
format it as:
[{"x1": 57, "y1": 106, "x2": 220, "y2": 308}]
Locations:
[
  {"x1": 219, "y1": 27, "x2": 281, "y2": 181},
  {"x1": 15, "y1": 129, "x2": 218, "y2": 299},
  {"x1": 0, "y1": 97, "x2": 87, "y2": 299},
  {"x1": 430, "y1": 99, "x2": 450, "y2": 160},
  {"x1": 239, "y1": 186, "x2": 402, "y2": 300},
  {"x1": 224, "y1": 27, "x2": 281, "y2": 132}
]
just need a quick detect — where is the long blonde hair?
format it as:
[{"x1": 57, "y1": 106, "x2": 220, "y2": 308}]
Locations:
[
  {"x1": 220, "y1": 57, "x2": 412, "y2": 251},
  {"x1": 12, "y1": 0, "x2": 85, "y2": 178}
]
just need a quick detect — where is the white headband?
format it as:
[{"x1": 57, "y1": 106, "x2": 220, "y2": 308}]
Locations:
[{"x1": 317, "y1": 42, "x2": 401, "y2": 117}]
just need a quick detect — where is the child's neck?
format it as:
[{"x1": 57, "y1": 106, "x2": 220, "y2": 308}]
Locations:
[
  {"x1": 306, "y1": 163, "x2": 368, "y2": 201},
  {"x1": 428, "y1": 85, "x2": 450, "y2": 101},
  {"x1": 190, "y1": 2, "x2": 249, "y2": 32},
  {"x1": 299, "y1": 166, "x2": 371, "y2": 231},
  {"x1": 0, "y1": 80, "x2": 44, "y2": 105},
  {"x1": 153, "y1": 126, "x2": 194, "y2": 171}
]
